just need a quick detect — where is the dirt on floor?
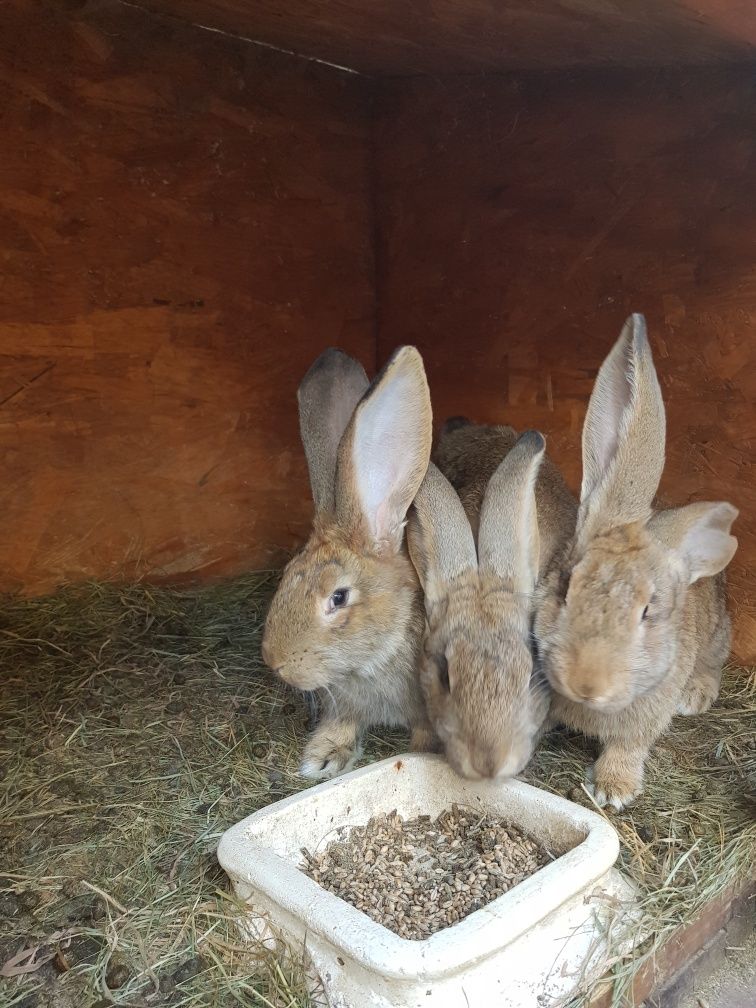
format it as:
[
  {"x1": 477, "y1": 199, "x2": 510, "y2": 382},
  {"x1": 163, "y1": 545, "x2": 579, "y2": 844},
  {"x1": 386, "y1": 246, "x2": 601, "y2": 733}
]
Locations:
[{"x1": 675, "y1": 924, "x2": 756, "y2": 1008}]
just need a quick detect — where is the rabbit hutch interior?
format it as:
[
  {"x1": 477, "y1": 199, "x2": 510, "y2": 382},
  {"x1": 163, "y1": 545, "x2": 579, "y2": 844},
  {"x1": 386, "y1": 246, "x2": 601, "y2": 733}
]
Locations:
[{"x1": 0, "y1": 2, "x2": 754, "y2": 1007}]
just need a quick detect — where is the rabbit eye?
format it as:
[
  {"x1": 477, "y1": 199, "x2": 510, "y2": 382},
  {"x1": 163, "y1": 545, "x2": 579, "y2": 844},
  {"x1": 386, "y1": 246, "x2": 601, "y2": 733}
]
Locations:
[
  {"x1": 641, "y1": 593, "x2": 656, "y2": 622},
  {"x1": 436, "y1": 655, "x2": 450, "y2": 692},
  {"x1": 328, "y1": 588, "x2": 349, "y2": 612}
]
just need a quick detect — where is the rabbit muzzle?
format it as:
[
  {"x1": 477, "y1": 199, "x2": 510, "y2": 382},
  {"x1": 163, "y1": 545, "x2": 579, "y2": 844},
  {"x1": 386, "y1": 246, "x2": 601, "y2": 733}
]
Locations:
[{"x1": 549, "y1": 638, "x2": 633, "y2": 712}]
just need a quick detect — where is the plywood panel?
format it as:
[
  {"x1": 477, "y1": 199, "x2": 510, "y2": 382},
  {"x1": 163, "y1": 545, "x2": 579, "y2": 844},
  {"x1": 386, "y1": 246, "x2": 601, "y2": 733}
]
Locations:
[
  {"x1": 375, "y1": 69, "x2": 756, "y2": 660},
  {"x1": 0, "y1": 0, "x2": 374, "y2": 592},
  {"x1": 142, "y1": 1, "x2": 756, "y2": 76}
]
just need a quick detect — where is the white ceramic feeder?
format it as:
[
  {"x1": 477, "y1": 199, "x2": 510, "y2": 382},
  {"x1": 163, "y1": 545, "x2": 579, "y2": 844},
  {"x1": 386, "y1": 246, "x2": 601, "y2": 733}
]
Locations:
[{"x1": 218, "y1": 754, "x2": 635, "y2": 1008}]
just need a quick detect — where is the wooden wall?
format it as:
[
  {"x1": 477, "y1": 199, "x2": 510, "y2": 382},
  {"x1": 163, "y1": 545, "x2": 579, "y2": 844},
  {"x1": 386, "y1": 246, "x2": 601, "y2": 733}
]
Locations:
[
  {"x1": 1, "y1": 5, "x2": 753, "y2": 661},
  {"x1": 144, "y1": 1, "x2": 756, "y2": 75},
  {"x1": 0, "y1": 0, "x2": 374, "y2": 592},
  {"x1": 375, "y1": 69, "x2": 756, "y2": 660}
]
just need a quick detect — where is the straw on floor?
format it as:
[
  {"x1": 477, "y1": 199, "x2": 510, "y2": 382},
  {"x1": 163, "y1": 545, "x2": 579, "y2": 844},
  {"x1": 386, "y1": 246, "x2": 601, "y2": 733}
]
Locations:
[{"x1": 0, "y1": 576, "x2": 753, "y2": 1008}]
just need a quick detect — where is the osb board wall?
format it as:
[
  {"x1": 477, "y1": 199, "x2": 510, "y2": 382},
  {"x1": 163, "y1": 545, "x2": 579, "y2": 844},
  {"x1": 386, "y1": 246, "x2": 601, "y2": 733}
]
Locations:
[
  {"x1": 0, "y1": 0, "x2": 374, "y2": 592},
  {"x1": 142, "y1": 1, "x2": 756, "y2": 75},
  {"x1": 375, "y1": 69, "x2": 756, "y2": 661}
]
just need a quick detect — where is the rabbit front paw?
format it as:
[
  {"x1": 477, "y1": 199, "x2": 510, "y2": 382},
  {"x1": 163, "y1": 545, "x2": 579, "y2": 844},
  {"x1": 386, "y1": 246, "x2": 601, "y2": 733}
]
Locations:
[
  {"x1": 676, "y1": 680, "x2": 718, "y2": 716},
  {"x1": 299, "y1": 720, "x2": 361, "y2": 779},
  {"x1": 586, "y1": 753, "x2": 644, "y2": 811},
  {"x1": 410, "y1": 723, "x2": 441, "y2": 753}
]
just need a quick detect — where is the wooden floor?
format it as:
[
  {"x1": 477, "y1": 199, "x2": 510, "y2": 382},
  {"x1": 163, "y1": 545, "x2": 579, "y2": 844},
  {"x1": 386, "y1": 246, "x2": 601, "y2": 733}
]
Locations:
[{"x1": 658, "y1": 912, "x2": 755, "y2": 1008}]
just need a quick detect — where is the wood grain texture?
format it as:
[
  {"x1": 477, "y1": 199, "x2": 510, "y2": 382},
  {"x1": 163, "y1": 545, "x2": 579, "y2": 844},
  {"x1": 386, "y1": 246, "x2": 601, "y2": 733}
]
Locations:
[
  {"x1": 141, "y1": 1, "x2": 756, "y2": 75},
  {"x1": 375, "y1": 69, "x2": 756, "y2": 660},
  {"x1": 587, "y1": 882, "x2": 755, "y2": 1006},
  {"x1": 0, "y1": 0, "x2": 374, "y2": 592}
]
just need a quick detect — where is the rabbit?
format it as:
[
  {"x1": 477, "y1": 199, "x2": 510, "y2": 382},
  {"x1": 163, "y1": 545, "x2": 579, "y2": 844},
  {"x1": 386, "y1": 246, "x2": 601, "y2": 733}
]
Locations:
[
  {"x1": 261, "y1": 345, "x2": 437, "y2": 779},
  {"x1": 533, "y1": 314, "x2": 739, "y2": 810},
  {"x1": 433, "y1": 419, "x2": 577, "y2": 547},
  {"x1": 407, "y1": 429, "x2": 576, "y2": 780}
]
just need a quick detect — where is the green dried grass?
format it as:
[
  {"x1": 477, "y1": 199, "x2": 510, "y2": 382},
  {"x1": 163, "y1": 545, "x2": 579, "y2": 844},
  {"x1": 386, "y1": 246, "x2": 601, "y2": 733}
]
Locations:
[
  {"x1": 0, "y1": 576, "x2": 333, "y2": 1008},
  {"x1": 0, "y1": 577, "x2": 753, "y2": 1008}
]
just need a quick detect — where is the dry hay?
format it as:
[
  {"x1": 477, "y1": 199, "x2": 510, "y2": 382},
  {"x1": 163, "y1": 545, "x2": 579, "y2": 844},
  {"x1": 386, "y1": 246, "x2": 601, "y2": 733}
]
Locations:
[
  {"x1": 0, "y1": 577, "x2": 753, "y2": 1008},
  {"x1": 525, "y1": 665, "x2": 756, "y2": 1006},
  {"x1": 0, "y1": 575, "x2": 335, "y2": 1008}
]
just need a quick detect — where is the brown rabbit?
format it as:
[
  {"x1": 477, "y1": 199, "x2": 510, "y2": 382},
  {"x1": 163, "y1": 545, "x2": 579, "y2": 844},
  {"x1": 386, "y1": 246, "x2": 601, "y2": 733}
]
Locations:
[
  {"x1": 261, "y1": 346, "x2": 435, "y2": 778},
  {"x1": 408, "y1": 431, "x2": 565, "y2": 780},
  {"x1": 434, "y1": 420, "x2": 577, "y2": 548},
  {"x1": 534, "y1": 315, "x2": 738, "y2": 809}
]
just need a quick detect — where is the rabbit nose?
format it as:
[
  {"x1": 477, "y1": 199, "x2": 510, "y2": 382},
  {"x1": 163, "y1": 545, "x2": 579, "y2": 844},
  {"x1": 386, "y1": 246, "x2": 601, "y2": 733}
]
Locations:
[
  {"x1": 496, "y1": 751, "x2": 523, "y2": 780},
  {"x1": 473, "y1": 752, "x2": 500, "y2": 779},
  {"x1": 573, "y1": 680, "x2": 608, "y2": 704},
  {"x1": 567, "y1": 642, "x2": 613, "y2": 703}
]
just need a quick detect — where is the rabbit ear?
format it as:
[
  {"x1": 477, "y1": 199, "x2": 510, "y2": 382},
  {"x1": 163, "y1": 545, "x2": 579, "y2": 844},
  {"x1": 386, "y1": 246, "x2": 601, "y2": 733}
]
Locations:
[
  {"x1": 478, "y1": 430, "x2": 545, "y2": 595},
  {"x1": 336, "y1": 346, "x2": 432, "y2": 555},
  {"x1": 650, "y1": 502, "x2": 739, "y2": 584},
  {"x1": 577, "y1": 314, "x2": 666, "y2": 543},
  {"x1": 407, "y1": 463, "x2": 477, "y2": 613},
  {"x1": 297, "y1": 348, "x2": 369, "y2": 516}
]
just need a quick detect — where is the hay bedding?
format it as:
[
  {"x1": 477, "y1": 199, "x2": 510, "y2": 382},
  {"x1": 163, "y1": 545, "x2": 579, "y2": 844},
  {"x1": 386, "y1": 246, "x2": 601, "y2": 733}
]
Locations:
[{"x1": 0, "y1": 577, "x2": 753, "y2": 1008}]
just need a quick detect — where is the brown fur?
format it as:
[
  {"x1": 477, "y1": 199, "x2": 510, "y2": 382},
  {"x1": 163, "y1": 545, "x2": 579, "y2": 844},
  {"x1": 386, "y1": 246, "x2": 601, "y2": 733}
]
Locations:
[
  {"x1": 537, "y1": 548, "x2": 731, "y2": 807},
  {"x1": 410, "y1": 431, "x2": 575, "y2": 780},
  {"x1": 434, "y1": 424, "x2": 577, "y2": 557},
  {"x1": 264, "y1": 523, "x2": 429, "y2": 773},
  {"x1": 533, "y1": 316, "x2": 738, "y2": 809},
  {"x1": 416, "y1": 569, "x2": 549, "y2": 780},
  {"x1": 297, "y1": 348, "x2": 369, "y2": 517},
  {"x1": 262, "y1": 347, "x2": 435, "y2": 778}
]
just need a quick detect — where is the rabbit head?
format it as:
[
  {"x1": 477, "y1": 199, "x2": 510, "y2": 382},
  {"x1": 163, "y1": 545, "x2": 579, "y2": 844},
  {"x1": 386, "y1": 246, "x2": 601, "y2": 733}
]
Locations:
[
  {"x1": 262, "y1": 346, "x2": 432, "y2": 695},
  {"x1": 536, "y1": 315, "x2": 738, "y2": 712},
  {"x1": 408, "y1": 431, "x2": 550, "y2": 780}
]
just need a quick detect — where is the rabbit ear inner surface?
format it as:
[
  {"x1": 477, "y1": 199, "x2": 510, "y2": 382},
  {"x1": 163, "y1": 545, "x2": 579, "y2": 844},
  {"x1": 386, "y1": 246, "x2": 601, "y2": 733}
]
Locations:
[
  {"x1": 650, "y1": 502, "x2": 738, "y2": 584},
  {"x1": 577, "y1": 314, "x2": 666, "y2": 545},
  {"x1": 336, "y1": 346, "x2": 432, "y2": 555}
]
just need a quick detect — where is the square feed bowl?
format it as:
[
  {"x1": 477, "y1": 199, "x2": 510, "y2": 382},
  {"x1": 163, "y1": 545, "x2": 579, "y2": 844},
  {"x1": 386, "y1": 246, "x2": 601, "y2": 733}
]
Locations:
[{"x1": 218, "y1": 754, "x2": 627, "y2": 1008}]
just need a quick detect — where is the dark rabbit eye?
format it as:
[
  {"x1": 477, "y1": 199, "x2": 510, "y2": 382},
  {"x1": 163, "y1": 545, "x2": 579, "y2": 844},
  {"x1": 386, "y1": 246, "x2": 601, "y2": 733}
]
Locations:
[
  {"x1": 641, "y1": 594, "x2": 656, "y2": 622},
  {"x1": 329, "y1": 588, "x2": 349, "y2": 609},
  {"x1": 436, "y1": 655, "x2": 450, "y2": 692}
]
